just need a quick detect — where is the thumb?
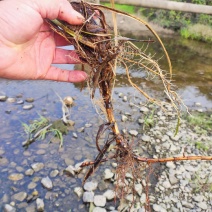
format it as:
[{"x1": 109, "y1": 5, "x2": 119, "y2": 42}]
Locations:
[{"x1": 35, "y1": 0, "x2": 85, "y2": 24}]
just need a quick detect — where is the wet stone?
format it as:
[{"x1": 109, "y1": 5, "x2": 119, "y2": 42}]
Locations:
[
  {"x1": 83, "y1": 191, "x2": 94, "y2": 203},
  {"x1": 31, "y1": 163, "x2": 44, "y2": 172},
  {"x1": 7, "y1": 97, "x2": 16, "y2": 103},
  {"x1": 13, "y1": 192, "x2": 27, "y2": 202},
  {"x1": 74, "y1": 187, "x2": 83, "y2": 198},
  {"x1": 23, "y1": 104, "x2": 34, "y2": 110},
  {"x1": 25, "y1": 98, "x2": 34, "y2": 103},
  {"x1": 0, "y1": 95, "x2": 7, "y2": 102},
  {"x1": 25, "y1": 169, "x2": 34, "y2": 176},
  {"x1": 28, "y1": 182, "x2": 37, "y2": 189},
  {"x1": 41, "y1": 176, "x2": 53, "y2": 190},
  {"x1": 16, "y1": 100, "x2": 24, "y2": 105},
  {"x1": 36, "y1": 198, "x2": 44, "y2": 212},
  {"x1": 64, "y1": 165, "x2": 75, "y2": 176},
  {"x1": 0, "y1": 157, "x2": 9, "y2": 166},
  {"x1": 8, "y1": 173, "x2": 24, "y2": 181},
  {"x1": 50, "y1": 170, "x2": 59, "y2": 178},
  {"x1": 94, "y1": 195, "x2": 106, "y2": 207},
  {"x1": 73, "y1": 132, "x2": 78, "y2": 138},
  {"x1": 84, "y1": 181, "x2": 98, "y2": 191},
  {"x1": 36, "y1": 149, "x2": 46, "y2": 155},
  {"x1": 3, "y1": 204, "x2": 16, "y2": 212}
]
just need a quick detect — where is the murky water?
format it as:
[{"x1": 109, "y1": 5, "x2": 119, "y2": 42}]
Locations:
[{"x1": 0, "y1": 36, "x2": 211, "y2": 211}]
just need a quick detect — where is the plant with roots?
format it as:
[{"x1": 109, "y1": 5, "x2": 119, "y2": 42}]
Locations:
[{"x1": 47, "y1": 0, "x2": 212, "y2": 205}]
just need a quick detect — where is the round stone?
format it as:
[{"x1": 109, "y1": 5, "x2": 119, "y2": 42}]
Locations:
[{"x1": 94, "y1": 195, "x2": 106, "y2": 207}]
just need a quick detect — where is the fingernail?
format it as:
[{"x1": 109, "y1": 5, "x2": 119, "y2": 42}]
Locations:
[{"x1": 77, "y1": 15, "x2": 85, "y2": 23}]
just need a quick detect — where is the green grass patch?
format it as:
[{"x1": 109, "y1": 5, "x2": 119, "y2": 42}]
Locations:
[
  {"x1": 102, "y1": 3, "x2": 136, "y2": 14},
  {"x1": 185, "y1": 112, "x2": 212, "y2": 131},
  {"x1": 181, "y1": 24, "x2": 212, "y2": 43}
]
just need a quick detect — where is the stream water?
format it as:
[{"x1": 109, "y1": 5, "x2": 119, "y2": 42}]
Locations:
[{"x1": 0, "y1": 36, "x2": 211, "y2": 211}]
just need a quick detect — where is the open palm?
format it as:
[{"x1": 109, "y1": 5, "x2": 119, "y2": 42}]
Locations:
[{"x1": 0, "y1": 0, "x2": 87, "y2": 82}]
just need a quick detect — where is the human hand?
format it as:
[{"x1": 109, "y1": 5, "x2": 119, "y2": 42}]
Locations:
[{"x1": 0, "y1": 0, "x2": 87, "y2": 82}]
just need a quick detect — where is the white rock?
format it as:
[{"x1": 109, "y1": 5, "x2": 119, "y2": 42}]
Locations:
[
  {"x1": 121, "y1": 115, "x2": 128, "y2": 122},
  {"x1": 13, "y1": 192, "x2": 27, "y2": 202},
  {"x1": 41, "y1": 177, "x2": 53, "y2": 190},
  {"x1": 103, "y1": 189, "x2": 115, "y2": 200},
  {"x1": 162, "y1": 180, "x2": 171, "y2": 189},
  {"x1": 94, "y1": 195, "x2": 106, "y2": 207},
  {"x1": 83, "y1": 191, "x2": 94, "y2": 203},
  {"x1": 141, "y1": 135, "x2": 150, "y2": 142},
  {"x1": 123, "y1": 96, "x2": 128, "y2": 102},
  {"x1": 3, "y1": 204, "x2": 16, "y2": 212},
  {"x1": 93, "y1": 207, "x2": 107, "y2": 212},
  {"x1": 140, "y1": 193, "x2": 146, "y2": 204},
  {"x1": 84, "y1": 181, "x2": 98, "y2": 191},
  {"x1": 36, "y1": 198, "x2": 44, "y2": 211},
  {"x1": 197, "y1": 202, "x2": 207, "y2": 210},
  {"x1": 129, "y1": 130, "x2": 138, "y2": 136},
  {"x1": 135, "y1": 183, "x2": 143, "y2": 196},
  {"x1": 73, "y1": 133, "x2": 78, "y2": 138},
  {"x1": 140, "y1": 106, "x2": 149, "y2": 113},
  {"x1": 64, "y1": 165, "x2": 75, "y2": 176},
  {"x1": 74, "y1": 187, "x2": 83, "y2": 197},
  {"x1": 23, "y1": 104, "x2": 34, "y2": 110},
  {"x1": 31, "y1": 163, "x2": 44, "y2": 172}
]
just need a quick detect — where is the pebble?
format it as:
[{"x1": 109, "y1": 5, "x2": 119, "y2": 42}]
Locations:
[
  {"x1": 16, "y1": 100, "x2": 24, "y2": 104},
  {"x1": 50, "y1": 170, "x2": 59, "y2": 178},
  {"x1": 140, "y1": 193, "x2": 146, "y2": 204},
  {"x1": 0, "y1": 95, "x2": 7, "y2": 101},
  {"x1": 135, "y1": 183, "x2": 143, "y2": 196},
  {"x1": 7, "y1": 97, "x2": 16, "y2": 103},
  {"x1": 83, "y1": 191, "x2": 94, "y2": 203},
  {"x1": 93, "y1": 207, "x2": 106, "y2": 212},
  {"x1": 84, "y1": 181, "x2": 98, "y2": 191},
  {"x1": 3, "y1": 204, "x2": 16, "y2": 212},
  {"x1": 121, "y1": 115, "x2": 128, "y2": 122},
  {"x1": 129, "y1": 130, "x2": 138, "y2": 136},
  {"x1": 25, "y1": 98, "x2": 34, "y2": 103},
  {"x1": 73, "y1": 133, "x2": 78, "y2": 138},
  {"x1": 28, "y1": 182, "x2": 37, "y2": 189},
  {"x1": 23, "y1": 104, "x2": 34, "y2": 110},
  {"x1": 25, "y1": 169, "x2": 34, "y2": 176},
  {"x1": 104, "y1": 169, "x2": 114, "y2": 180},
  {"x1": 36, "y1": 198, "x2": 45, "y2": 211},
  {"x1": 140, "y1": 106, "x2": 149, "y2": 113},
  {"x1": 41, "y1": 177, "x2": 53, "y2": 190},
  {"x1": 141, "y1": 135, "x2": 150, "y2": 142},
  {"x1": 8, "y1": 173, "x2": 24, "y2": 181},
  {"x1": 103, "y1": 189, "x2": 115, "y2": 200},
  {"x1": 12, "y1": 192, "x2": 27, "y2": 202},
  {"x1": 31, "y1": 163, "x2": 44, "y2": 172},
  {"x1": 123, "y1": 96, "x2": 128, "y2": 102},
  {"x1": 63, "y1": 96, "x2": 73, "y2": 106},
  {"x1": 64, "y1": 165, "x2": 75, "y2": 176},
  {"x1": 197, "y1": 202, "x2": 207, "y2": 210},
  {"x1": 94, "y1": 195, "x2": 106, "y2": 207},
  {"x1": 74, "y1": 187, "x2": 83, "y2": 198}
]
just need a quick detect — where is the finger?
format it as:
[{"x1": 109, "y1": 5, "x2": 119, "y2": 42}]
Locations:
[
  {"x1": 35, "y1": 0, "x2": 85, "y2": 25},
  {"x1": 53, "y1": 48, "x2": 81, "y2": 64},
  {"x1": 43, "y1": 67, "x2": 87, "y2": 83},
  {"x1": 54, "y1": 33, "x2": 73, "y2": 46}
]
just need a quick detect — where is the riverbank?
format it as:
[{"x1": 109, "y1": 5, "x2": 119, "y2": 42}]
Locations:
[{"x1": 0, "y1": 81, "x2": 211, "y2": 211}]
